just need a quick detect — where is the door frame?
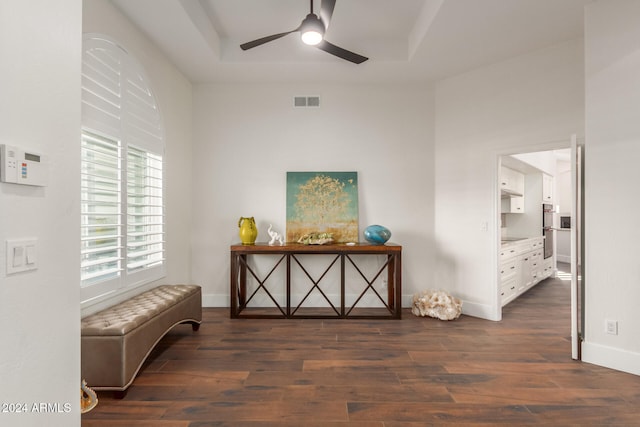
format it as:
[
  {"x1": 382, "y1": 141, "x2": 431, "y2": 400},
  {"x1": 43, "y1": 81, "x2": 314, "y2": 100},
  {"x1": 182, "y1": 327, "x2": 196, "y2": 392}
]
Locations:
[
  {"x1": 495, "y1": 137, "x2": 583, "y2": 359},
  {"x1": 570, "y1": 134, "x2": 585, "y2": 360}
]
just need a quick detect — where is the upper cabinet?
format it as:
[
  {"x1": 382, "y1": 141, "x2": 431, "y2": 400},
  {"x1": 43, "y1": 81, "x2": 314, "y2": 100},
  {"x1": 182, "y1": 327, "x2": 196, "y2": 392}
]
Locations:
[
  {"x1": 500, "y1": 166, "x2": 525, "y2": 196},
  {"x1": 542, "y1": 173, "x2": 553, "y2": 203},
  {"x1": 501, "y1": 166, "x2": 525, "y2": 214},
  {"x1": 502, "y1": 194, "x2": 525, "y2": 213}
]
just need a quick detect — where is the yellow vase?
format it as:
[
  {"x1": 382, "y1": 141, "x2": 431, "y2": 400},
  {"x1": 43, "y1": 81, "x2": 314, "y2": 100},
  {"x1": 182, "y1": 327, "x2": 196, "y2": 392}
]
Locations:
[{"x1": 238, "y1": 216, "x2": 258, "y2": 245}]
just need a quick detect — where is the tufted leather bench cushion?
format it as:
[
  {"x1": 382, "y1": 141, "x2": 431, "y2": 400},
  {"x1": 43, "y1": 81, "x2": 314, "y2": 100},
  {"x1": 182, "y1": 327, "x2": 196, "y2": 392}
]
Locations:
[{"x1": 81, "y1": 284, "x2": 201, "y2": 395}]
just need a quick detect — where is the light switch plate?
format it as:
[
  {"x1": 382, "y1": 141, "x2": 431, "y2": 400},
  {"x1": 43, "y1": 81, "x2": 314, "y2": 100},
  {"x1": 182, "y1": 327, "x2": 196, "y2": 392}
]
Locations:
[
  {"x1": 6, "y1": 238, "x2": 38, "y2": 275},
  {"x1": 12, "y1": 246, "x2": 24, "y2": 267}
]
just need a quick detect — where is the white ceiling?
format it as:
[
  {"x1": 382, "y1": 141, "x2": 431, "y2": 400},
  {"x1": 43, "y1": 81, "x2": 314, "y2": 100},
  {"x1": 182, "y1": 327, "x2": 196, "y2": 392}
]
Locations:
[{"x1": 111, "y1": 0, "x2": 592, "y2": 84}]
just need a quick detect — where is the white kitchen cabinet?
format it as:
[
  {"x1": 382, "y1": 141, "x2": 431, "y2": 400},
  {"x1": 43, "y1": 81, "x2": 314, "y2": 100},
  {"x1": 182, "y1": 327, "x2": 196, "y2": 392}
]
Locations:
[
  {"x1": 500, "y1": 245, "x2": 519, "y2": 261},
  {"x1": 542, "y1": 173, "x2": 553, "y2": 203},
  {"x1": 501, "y1": 195, "x2": 525, "y2": 213},
  {"x1": 542, "y1": 257, "x2": 554, "y2": 279},
  {"x1": 500, "y1": 166, "x2": 525, "y2": 214},
  {"x1": 519, "y1": 253, "x2": 533, "y2": 291},
  {"x1": 500, "y1": 258, "x2": 518, "y2": 280},
  {"x1": 524, "y1": 237, "x2": 544, "y2": 256},
  {"x1": 500, "y1": 237, "x2": 549, "y2": 306},
  {"x1": 530, "y1": 249, "x2": 543, "y2": 284},
  {"x1": 500, "y1": 166, "x2": 513, "y2": 191},
  {"x1": 501, "y1": 276, "x2": 518, "y2": 306},
  {"x1": 500, "y1": 256, "x2": 519, "y2": 306},
  {"x1": 500, "y1": 166, "x2": 525, "y2": 195}
]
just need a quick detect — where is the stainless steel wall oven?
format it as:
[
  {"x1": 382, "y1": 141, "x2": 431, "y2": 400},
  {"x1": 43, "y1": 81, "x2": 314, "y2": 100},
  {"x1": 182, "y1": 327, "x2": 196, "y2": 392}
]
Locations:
[{"x1": 542, "y1": 204, "x2": 554, "y2": 259}]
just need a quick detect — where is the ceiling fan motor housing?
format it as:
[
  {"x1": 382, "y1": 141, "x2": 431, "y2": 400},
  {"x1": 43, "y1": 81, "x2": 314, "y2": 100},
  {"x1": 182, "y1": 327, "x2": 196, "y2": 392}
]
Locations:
[{"x1": 300, "y1": 14, "x2": 325, "y2": 45}]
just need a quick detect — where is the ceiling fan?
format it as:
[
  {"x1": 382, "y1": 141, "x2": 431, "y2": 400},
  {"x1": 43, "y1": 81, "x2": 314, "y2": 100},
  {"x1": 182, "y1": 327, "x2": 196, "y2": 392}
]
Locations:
[{"x1": 240, "y1": 0, "x2": 368, "y2": 64}]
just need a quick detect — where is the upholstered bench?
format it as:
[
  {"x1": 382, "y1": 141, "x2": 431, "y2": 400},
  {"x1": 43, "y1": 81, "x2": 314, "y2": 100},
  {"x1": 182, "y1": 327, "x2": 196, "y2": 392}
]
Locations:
[{"x1": 81, "y1": 284, "x2": 202, "y2": 397}]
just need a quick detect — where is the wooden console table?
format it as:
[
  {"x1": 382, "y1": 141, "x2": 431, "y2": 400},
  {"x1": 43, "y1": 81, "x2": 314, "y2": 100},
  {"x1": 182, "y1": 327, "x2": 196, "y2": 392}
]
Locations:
[{"x1": 230, "y1": 242, "x2": 402, "y2": 319}]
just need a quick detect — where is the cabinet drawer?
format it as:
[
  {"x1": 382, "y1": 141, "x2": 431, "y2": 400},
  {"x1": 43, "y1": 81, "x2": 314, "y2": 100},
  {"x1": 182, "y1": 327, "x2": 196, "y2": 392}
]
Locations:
[
  {"x1": 501, "y1": 277, "x2": 518, "y2": 305},
  {"x1": 531, "y1": 252, "x2": 541, "y2": 266},
  {"x1": 531, "y1": 267, "x2": 540, "y2": 283},
  {"x1": 500, "y1": 246, "x2": 519, "y2": 261},
  {"x1": 525, "y1": 238, "x2": 544, "y2": 251},
  {"x1": 500, "y1": 260, "x2": 517, "y2": 279}
]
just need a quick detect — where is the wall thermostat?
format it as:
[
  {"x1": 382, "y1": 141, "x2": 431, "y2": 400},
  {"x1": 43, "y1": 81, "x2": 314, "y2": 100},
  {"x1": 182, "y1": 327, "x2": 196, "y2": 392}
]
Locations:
[{"x1": 0, "y1": 144, "x2": 48, "y2": 187}]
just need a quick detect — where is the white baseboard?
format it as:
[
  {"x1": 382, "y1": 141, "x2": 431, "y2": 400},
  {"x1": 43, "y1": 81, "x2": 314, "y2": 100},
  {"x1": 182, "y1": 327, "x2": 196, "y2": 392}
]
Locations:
[
  {"x1": 202, "y1": 293, "x2": 228, "y2": 307},
  {"x1": 460, "y1": 299, "x2": 500, "y2": 321},
  {"x1": 582, "y1": 341, "x2": 640, "y2": 376},
  {"x1": 205, "y1": 293, "x2": 501, "y2": 321},
  {"x1": 556, "y1": 254, "x2": 571, "y2": 264}
]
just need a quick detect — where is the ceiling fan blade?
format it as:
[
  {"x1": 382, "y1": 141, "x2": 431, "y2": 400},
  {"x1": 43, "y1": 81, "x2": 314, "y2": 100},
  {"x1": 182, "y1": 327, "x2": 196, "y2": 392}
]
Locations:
[
  {"x1": 319, "y1": 0, "x2": 336, "y2": 30},
  {"x1": 240, "y1": 29, "x2": 298, "y2": 51},
  {"x1": 316, "y1": 40, "x2": 368, "y2": 64}
]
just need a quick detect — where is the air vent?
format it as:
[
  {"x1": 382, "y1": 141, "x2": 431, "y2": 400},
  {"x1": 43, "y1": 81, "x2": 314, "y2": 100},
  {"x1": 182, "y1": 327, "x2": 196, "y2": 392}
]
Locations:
[{"x1": 293, "y1": 96, "x2": 320, "y2": 108}]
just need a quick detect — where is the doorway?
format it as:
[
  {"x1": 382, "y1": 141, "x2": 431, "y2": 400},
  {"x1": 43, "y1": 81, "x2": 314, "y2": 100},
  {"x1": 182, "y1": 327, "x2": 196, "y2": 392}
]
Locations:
[{"x1": 497, "y1": 140, "x2": 583, "y2": 359}]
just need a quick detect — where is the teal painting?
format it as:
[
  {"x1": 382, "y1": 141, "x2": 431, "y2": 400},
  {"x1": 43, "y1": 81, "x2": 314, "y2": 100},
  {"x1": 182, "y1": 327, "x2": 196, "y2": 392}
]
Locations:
[{"x1": 286, "y1": 172, "x2": 359, "y2": 243}]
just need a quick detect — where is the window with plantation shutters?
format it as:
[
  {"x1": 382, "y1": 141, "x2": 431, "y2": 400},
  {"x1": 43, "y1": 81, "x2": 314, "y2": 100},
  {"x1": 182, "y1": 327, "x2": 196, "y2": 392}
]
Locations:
[{"x1": 81, "y1": 35, "x2": 165, "y2": 302}]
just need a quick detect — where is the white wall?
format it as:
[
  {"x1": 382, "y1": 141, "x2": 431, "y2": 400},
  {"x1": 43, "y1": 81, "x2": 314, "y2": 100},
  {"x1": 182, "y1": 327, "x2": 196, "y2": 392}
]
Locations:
[
  {"x1": 583, "y1": 0, "x2": 640, "y2": 375},
  {"x1": 0, "y1": 1, "x2": 81, "y2": 426},
  {"x1": 82, "y1": 0, "x2": 194, "y2": 314},
  {"x1": 434, "y1": 39, "x2": 585, "y2": 320},
  {"x1": 191, "y1": 83, "x2": 435, "y2": 307}
]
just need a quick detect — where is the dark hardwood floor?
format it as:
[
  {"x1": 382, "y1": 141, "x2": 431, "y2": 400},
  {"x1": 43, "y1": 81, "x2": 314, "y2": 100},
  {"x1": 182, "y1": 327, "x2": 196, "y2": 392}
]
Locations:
[{"x1": 82, "y1": 271, "x2": 640, "y2": 426}]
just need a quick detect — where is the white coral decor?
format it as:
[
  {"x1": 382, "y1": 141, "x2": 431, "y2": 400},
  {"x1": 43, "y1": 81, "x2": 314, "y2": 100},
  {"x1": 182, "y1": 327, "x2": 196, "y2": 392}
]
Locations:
[{"x1": 411, "y1": 290, "x2": 462, "y2": 320}]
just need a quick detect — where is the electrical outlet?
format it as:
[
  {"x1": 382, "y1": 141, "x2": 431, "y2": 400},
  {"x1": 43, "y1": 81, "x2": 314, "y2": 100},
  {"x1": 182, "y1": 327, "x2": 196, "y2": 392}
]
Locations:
[{"x1": 605, "y1": 319, "x2": 618, "y2": 335}]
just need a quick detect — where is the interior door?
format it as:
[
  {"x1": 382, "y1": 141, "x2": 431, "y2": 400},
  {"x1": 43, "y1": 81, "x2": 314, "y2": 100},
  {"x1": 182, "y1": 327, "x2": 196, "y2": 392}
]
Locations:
[{"x1": 570, "y1": 134, "x2": 585, "y2": 360}]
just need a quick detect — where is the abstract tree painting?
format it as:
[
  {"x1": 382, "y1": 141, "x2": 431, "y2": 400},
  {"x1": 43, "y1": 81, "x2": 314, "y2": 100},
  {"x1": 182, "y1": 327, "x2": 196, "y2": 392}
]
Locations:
[{"x1": 286, "y1": 172, "x2": 359, "y2": 243}]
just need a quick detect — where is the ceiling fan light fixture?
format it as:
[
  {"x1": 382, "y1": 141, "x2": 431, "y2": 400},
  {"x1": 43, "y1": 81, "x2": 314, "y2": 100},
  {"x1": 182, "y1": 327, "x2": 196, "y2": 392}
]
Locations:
[
  {"x1": 301, "y1": 30, "x2": 323, "y2": 45},
  {"x1": 300, "y1": 14, "x2": 324, "y2": 45},
  {"x1": 239, "y1": 0, "x2": 368, "y2": 64}
]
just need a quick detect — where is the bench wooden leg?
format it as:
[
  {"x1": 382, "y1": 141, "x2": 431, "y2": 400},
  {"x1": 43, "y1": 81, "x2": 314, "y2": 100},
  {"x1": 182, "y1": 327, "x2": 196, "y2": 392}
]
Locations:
[
  {"x1": 183, "y1": 320, "x2": 200, "y2": 331},
  {"x1": 113, "y1": 390, "x2": 127, "y2": 399}
]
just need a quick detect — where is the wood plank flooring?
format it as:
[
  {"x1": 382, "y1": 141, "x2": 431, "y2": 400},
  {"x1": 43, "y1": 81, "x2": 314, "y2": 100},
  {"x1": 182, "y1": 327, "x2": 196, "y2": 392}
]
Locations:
[{"x1": 82, "y1": 271, "x2": 640, "y2": 426}]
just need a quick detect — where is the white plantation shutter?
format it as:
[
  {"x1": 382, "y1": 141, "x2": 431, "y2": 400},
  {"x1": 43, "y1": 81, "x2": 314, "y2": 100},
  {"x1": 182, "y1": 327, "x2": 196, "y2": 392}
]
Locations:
[
  {"x1": 123, "y1": 68, "x2": 164, "y2": 152},
  {"x1": 126, "y1": 147, "x2": 164, "y2": 272},
  {"x1": 81, "y1": 35, "x2": 164, "y2": 301},
  {"x1": 81, "y1": 132, "x2": 122, "y2": 285}
]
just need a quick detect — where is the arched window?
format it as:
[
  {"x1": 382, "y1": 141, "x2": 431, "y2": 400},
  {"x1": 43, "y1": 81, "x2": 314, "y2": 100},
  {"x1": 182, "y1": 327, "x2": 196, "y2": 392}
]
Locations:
[{"x1": 81, "y1": 35, "x2": 165, "y2": 302}]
